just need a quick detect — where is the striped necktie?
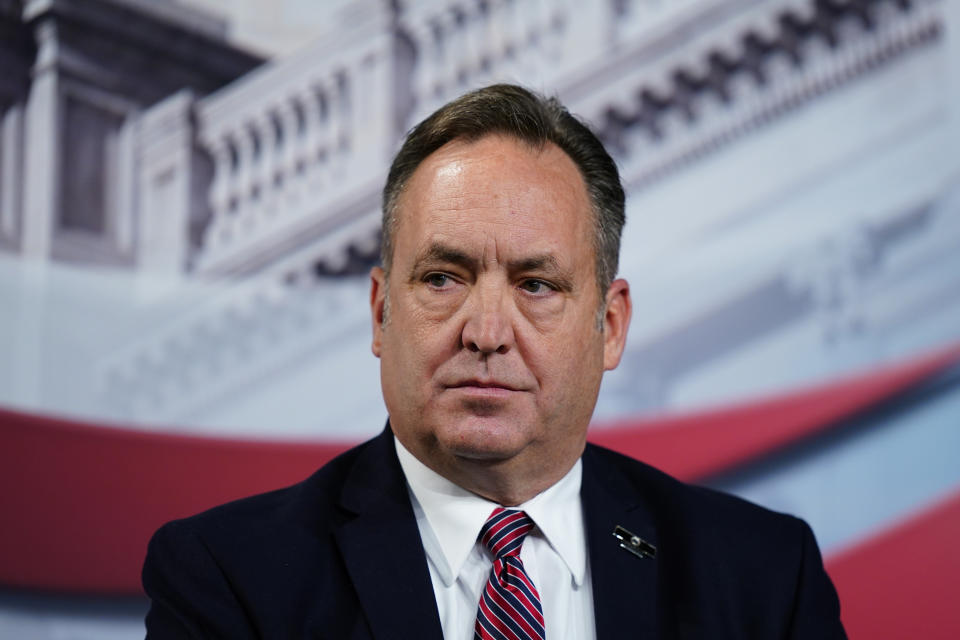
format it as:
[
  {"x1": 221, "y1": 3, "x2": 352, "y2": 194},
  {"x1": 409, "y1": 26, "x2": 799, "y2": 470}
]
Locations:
[{"x1": 474, "y1": 508, "x2": 545, "y2": 640}]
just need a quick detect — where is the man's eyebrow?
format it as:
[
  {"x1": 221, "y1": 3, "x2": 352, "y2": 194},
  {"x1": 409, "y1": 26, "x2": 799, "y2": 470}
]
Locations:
[
  {"x1": 508, "y1": 254, "x2": 561, "y2": 273},
  {"x1": 509, "y1": 255, "x2": 575, "y2": 291},
  {"x1": 410, "y1": 242, "x2": 479, "y2": 275}
]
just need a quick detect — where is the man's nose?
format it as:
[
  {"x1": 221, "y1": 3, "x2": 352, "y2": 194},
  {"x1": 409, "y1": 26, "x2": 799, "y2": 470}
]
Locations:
[{"x1": 460, "y1": 283, "x2": 514, "y2": 355}]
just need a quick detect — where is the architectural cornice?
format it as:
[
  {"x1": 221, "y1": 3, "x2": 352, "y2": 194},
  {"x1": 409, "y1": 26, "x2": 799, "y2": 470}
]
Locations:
[
  {"x1": 584, "y1": 0, "x2": 943, "y2": 190},
  {"x1": 21, "y1": 0, "x2": 263, "y2": 104},
  {"x1": 0, "y1": 0, "x2": 32, "y2": 102}
]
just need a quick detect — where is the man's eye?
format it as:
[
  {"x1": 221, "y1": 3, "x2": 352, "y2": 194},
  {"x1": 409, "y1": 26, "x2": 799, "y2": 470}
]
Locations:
[
  {"x1": 520, "y1": 279, "x2": 553, "y2": 294},
  {"x1": 425, "y1": 273, "x2": 453, "y2": 288}
]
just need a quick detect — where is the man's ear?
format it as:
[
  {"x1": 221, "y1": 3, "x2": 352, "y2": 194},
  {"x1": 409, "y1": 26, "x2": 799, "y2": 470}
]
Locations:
[
  {"x1": 602, "y1": 278, "x2": 632, "y2": 371},
  {"x1": 370, "y1": 266, "x2": 387, "y2": 358}
]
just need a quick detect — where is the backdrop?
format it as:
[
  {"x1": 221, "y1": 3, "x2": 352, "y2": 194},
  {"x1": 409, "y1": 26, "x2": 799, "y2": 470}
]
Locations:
[{"x1": 1, "y1": 0, "x2": 958, "y2": 637}]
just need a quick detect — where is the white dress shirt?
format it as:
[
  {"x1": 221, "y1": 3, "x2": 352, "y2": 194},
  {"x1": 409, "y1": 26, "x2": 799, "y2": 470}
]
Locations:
[{"x1": 395, "y1": 437, "x2": 597, "y2": 640}]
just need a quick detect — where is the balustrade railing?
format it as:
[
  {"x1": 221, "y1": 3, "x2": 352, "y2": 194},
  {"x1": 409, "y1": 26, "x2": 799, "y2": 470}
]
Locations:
[
  {"x1": 190, "y1": 8, "x2": 393, "y2": 275},
  {"x1": 401, "y1": 0, "x2": 609, "y2": 122}
]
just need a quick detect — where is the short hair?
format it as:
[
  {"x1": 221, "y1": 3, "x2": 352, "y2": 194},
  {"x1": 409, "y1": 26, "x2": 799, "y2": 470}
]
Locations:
[{"x1": 381, "y1": 84, "x2": 625, "y2": 297}]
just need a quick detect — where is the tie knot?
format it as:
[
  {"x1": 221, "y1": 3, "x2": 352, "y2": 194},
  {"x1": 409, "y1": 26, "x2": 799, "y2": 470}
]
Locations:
[{"x1": 479, "y1": 508, "x2": 535, "y2": 558}]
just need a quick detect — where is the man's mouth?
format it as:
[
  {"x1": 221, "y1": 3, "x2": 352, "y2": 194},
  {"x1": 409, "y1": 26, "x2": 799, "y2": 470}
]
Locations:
[{"x1": 446, "y1": 379, "x2": 521, "y2": 395}]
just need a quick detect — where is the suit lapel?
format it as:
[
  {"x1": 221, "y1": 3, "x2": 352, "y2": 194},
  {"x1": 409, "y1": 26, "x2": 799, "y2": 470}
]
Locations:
[
  {"x1": 582, "y1": 445, "x2": 661, "y2": 638},
  {"x1": 334, "y1": 427, "x2": 444, "y2": 640}
]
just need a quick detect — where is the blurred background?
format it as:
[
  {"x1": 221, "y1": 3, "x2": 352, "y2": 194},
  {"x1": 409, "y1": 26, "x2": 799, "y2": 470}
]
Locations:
[{"x1": 1, "y1": 0, "x2": 959, "y2": 637}]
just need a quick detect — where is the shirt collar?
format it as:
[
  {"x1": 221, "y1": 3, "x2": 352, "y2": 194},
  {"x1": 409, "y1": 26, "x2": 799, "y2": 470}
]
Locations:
[{"x1": 394, "y1": 435, "x2": 586, "y2": 588}]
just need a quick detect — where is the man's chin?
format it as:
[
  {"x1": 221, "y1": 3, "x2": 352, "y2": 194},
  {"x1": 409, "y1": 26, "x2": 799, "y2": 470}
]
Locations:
[
  {"x1": 449, "y1": 446, "x2": 520, "y2": 465},
  {"x1": 436, "y1": 422, "x2": 531, "y2": 464}
]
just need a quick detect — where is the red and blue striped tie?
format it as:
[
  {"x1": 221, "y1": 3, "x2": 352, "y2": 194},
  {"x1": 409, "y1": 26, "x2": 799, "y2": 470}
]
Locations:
[{"x1": 474, "y1": 508, "x2": 545, "y2": 640}]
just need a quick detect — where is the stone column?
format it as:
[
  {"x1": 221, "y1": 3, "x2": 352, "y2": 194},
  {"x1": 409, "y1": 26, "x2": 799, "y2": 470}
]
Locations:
[
  {"x1": 0, "y1": 102, "x2": 23, "y2": 241},
  {"x1": 20, "y1": 19, "x2": 60, "y2": 259},
  {"x1": 113, "y1": 114, "x2": 137, "y2": 255}
]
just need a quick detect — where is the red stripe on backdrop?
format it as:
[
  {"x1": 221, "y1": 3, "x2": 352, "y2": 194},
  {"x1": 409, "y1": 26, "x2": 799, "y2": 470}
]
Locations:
[
  {"x1": 0, "y1": 413, "x2": 352, "y2": 594},
  {"x1": 826, "y1": 489, "x2": 960, "y2": 640},
  {"x1": 589, "y1": 343, "x2": 960, "y2": 481},
  {"x1": 0, "y1": 343, "x2": 958, "y2": 595}
]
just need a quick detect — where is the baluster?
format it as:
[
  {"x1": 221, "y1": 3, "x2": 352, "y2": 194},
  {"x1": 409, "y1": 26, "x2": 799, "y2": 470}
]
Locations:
[
  {"x1": 309, "y1": 83, "x2": 334, "y2": 193},
  {"x1": 232, "y1": 125, "x2": 258, "y2": 239},
  {"x1": 299, "y1": 85, "x2": 324, "y2": 195},
  {"x1": 277, "y1": 98, "x2": 303, "y2": 206},
  {"x1": 337, "y1": 71, "x2": 352, "y2": 153},
  {"x1": 253, "y1": 111, "x2": 278, "y2": 221},
  {"x1": 337, "y1": 67, "x2": 356, "y2": 176},
  {"x1": 203, "y1": 136, "x2": 234, "y2": 252}
]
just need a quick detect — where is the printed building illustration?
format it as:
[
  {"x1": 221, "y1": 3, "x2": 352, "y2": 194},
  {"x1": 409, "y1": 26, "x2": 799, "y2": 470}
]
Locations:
[
  {"x1": 2, "y1": 0, "x2": 956, "y2": 438},
  {"x1": 1, "y1": 0, "x2": 959, "y2": 636}
]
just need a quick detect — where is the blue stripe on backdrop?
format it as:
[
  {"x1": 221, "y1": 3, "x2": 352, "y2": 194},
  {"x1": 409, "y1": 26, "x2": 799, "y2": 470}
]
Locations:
[{"x1": 707, "y1": 362, "x2": 960, "y2": 554}]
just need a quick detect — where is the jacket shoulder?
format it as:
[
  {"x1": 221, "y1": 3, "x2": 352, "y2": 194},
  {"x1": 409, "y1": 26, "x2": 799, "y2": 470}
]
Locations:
[
  {"x1": 142, "y1": 437, "x2": 383, "y2": 638},
  {"x1": 583, "y1": 443, "x2": 845, "y2": 637},
  {"x1": 584, "y1": 441, "x2": 804, "y2": 536}
]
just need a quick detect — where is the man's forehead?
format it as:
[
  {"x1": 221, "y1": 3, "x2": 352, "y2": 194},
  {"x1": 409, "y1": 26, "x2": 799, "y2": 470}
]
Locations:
[
  {"x1": 404, "y1": 134, "x2": 575, "y2": 192},
  {"x1": 396, "y1": 135, "x2": 588, "y2": 218}
]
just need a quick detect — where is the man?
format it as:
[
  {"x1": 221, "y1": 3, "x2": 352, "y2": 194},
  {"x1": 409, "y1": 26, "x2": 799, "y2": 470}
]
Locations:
[{"x1": 143, "y1": 85, "x2": 847, "y2": 639}]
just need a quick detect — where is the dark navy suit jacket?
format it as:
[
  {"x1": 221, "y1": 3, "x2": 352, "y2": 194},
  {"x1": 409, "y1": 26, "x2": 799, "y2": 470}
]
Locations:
[{"x1": 143, "y1": 427, "x2": 846, "y2": 638}]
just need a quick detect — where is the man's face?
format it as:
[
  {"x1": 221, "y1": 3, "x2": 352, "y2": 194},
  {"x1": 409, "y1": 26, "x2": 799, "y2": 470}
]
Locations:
[{"x1": 370, "y1": 134, "x2": 630, "y2": 502}]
